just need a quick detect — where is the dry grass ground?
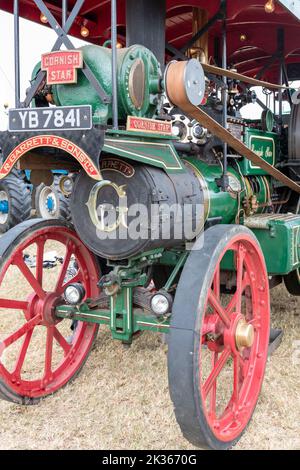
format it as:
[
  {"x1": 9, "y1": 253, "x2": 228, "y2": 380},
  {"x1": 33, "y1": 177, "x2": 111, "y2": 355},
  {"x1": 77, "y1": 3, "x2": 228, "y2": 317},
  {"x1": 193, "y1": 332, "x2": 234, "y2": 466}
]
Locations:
[{"x1": 0, "y1": 256, "x2": 299, "y2": 450}]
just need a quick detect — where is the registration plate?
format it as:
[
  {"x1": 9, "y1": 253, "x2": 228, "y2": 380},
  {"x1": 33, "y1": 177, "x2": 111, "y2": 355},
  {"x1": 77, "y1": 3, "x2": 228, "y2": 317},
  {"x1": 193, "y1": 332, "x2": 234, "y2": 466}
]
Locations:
[{"x1": 8, "y1": 105, "x2": 92, "y2": 132}]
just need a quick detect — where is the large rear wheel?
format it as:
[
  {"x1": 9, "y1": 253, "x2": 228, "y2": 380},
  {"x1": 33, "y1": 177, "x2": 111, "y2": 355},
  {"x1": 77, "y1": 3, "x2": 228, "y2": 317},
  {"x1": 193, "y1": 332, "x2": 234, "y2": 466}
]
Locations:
[
  {"x1": 0, "y1": 219, "x2": 99, "y2": 404},
  {"x1": 168, "y1": 225, "x2": 270, "y2": 449}
]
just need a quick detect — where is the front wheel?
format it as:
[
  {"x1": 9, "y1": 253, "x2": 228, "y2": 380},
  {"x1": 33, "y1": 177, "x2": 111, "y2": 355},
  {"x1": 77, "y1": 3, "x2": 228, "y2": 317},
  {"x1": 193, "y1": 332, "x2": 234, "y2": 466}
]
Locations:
[
  {"x1": 0, "y1": 219, "x2": 100, "y2": 404},
  {"x1": 168, "y1": 225, "x2": 270, "y2": 450}
]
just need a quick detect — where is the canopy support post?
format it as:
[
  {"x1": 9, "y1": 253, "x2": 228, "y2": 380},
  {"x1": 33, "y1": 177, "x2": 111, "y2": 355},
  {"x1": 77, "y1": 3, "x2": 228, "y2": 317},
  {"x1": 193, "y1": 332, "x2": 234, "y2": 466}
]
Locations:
[
  {"x1": 221, "y1": 0, "x2": 229, "y2": 191},
  {"x1": 111, "y1": 0, "x2": 118, "y2": 130},
  {"x1": 13, "y1": 0, "x2": 21, "y2": 107}
]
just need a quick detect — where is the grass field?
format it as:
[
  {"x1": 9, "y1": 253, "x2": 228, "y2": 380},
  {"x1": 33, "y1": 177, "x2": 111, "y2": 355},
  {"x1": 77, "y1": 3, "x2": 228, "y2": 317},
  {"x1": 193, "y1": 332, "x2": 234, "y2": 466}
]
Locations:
[{"x1": 0, "y1": 272, "x2": 299, "y2": 450}]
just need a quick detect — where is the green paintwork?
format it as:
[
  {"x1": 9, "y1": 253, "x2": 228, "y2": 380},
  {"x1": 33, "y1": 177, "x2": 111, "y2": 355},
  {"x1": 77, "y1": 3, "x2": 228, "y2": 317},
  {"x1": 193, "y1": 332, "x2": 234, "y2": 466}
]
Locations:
[
  {"x1": 183, "y1": 157, "x2": 242, "y2": 223},
  {"x1": 179, "y1": 158, "x2": 270, "y2": 224},
  {"x1": 163, "y1": 252, "x2": 188, "y2": 290},
  {"x1": 103, "y1": 135, "x2": 185, "y2": 173},
  {"x1": 158, "y1": 250, "x2": 184, "y2": 266},
  {"x1": 252, "y1": 215, "x2": 300, "y2": 274},
  {"x1": 102, "y1": 248, "x2": 166, "y2": 342},
  {"x1": 51, "y1": 45, "x2": 162, "y2": 125},
  {"x1": 240, "y1": 128, "x2": 278, "y2": 176},
  {"x1": 55, "y1": 247, "x2": 185, "y2": 342},
  {"x1": 110, "y1": 287, "x2": 134, "y2": 342},
  {"x1": 56, "y1": 303, "x2": 170, "y2": 335},
  {"x1": 221, "y1": 214, "x2": 300, "y2": 275}
]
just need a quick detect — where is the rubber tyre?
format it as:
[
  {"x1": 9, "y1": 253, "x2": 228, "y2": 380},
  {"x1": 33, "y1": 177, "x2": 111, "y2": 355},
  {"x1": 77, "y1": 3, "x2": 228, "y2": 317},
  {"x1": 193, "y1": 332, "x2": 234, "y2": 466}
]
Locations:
[
  {"x1": 168, "y1": 224, "x2": 270, "y2": 450},
  {"x1": 0, "y1": 170, "x2": 31, "y2": 233}
]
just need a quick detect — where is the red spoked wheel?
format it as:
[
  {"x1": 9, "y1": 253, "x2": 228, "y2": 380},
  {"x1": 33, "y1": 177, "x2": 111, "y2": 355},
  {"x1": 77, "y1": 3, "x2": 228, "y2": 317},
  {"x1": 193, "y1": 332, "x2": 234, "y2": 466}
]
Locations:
[
  {"x1": 168, "y1": 225, "x2": 270, "y2": 450},
  {"x1": 0, "y1": 219, "x2": 99, "y2": 404}
]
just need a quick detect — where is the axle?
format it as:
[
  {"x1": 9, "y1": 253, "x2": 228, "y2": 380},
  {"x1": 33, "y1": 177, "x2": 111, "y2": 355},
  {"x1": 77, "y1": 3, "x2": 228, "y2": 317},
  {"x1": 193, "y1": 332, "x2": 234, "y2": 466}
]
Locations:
[
  {"x1": 55, "y1": 301, "x2": 170, "y2": 340},
  {"x1": 57, "y1": 248, "x2": 178, "y2": 343}
]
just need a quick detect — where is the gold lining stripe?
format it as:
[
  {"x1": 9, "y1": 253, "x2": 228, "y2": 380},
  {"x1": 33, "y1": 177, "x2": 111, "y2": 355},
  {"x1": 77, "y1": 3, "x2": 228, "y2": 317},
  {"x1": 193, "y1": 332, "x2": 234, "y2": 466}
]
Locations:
[
  {"x1": 136, "y1": 321, "x2": 169, "y2": 329},
  {"x1": 184, "y1": 161, "x2": 210, "y2": 221}
]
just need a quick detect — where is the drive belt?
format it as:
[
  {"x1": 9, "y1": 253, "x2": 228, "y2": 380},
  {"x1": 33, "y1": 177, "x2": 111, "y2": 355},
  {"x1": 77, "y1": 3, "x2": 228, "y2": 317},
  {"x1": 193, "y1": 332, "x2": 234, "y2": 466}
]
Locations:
[
  {"x1": 165, "y1": 61, "x2": 300, "y2": 194},
  {"x1": 202, "y1": 63, "x2": 292, "y2": 90}
]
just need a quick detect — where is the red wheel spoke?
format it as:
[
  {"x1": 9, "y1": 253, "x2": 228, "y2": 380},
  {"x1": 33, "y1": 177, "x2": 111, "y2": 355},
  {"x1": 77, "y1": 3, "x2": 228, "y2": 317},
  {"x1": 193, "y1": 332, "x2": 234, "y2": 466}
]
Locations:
[
  {"x1": 208, "y1": 289, "x2": 231, "y2": 328},
  {"x1": 235, "y1": 245, "x2": 246, "y2": 313},
  {"x1": 13, "y1": 255, "x2": 46, "y2": 299},
  {"x1": 60, "y1": 272, "x2": 82, "y2": 292},
  {"x1": 53, "y1": 327, "x2": 71, "y2": 355},
  {"x1": 44, "y1": 326, "x2": 54, "y2": 379},
  {"x1": 0, "y1": 299, "x2": 29, "y2": 310},
  {"x1": 55, "y1": 247, "x2": 73, "y2": 293},
  {"x1": 0, "y1": 314, "x2": 40, "y2": 352},
  {"x1": 225, "y1": 292, "x2": 238, "y2": 316},
  {"x1": 13, "y1": 329, "x2": 34, "y2": 377},
  {"x1": 36, "y1": 239, "x2": 45, "y2": 285},
  {"x1": 203, "y1": 348, "x2": 231, "y2": 399},
  {"x1": 225, "y1": 272, "x2": 251, "y2": 316}
]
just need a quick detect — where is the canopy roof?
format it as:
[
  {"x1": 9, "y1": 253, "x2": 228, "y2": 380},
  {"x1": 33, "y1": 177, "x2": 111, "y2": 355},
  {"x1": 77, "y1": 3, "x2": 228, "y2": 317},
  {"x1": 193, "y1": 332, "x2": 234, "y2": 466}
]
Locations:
[{"x1": 1, "y1": 0, "x2": 300, "y2": 81}]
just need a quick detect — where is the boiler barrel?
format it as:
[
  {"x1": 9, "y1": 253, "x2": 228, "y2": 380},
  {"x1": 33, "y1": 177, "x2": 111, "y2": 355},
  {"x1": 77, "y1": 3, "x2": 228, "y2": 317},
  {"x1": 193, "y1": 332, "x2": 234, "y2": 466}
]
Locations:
[
  {"x1": 70, "y1": 158, "x2": 268, "y2": 260},
  {"x1": 71, "y1": 160, "x2": 204, "y2": 260}
]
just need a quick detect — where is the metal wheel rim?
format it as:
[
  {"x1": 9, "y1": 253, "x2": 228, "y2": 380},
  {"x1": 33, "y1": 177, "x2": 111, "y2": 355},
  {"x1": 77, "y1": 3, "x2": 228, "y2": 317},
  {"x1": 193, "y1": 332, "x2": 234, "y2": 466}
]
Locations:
[
  {"x1": 38, "y1": 186, "x2": 59, "y2": 218},
  {"x1": 0, "y1": 190, "x2": 9, "y2": 224},
  {"x1": 198, "y1": 233, "x2": 270, "y2": 442}
]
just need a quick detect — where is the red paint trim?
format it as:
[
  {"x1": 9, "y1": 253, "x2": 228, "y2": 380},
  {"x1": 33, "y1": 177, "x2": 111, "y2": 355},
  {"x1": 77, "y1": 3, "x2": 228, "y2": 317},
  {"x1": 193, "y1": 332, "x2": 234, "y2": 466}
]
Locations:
[
  {"x1": 0, "y1": 135, "x2": 102, "y2": 180},
  {"x1": 126, "y1": 116, "x2": 173, "y2": 135}
]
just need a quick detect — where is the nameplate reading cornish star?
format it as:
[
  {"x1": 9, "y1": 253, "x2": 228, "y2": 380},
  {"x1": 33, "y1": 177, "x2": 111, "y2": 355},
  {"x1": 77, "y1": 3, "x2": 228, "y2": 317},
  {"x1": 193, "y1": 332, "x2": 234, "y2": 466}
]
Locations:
[
  {"x1": 126, "y1": 116, "x2": 172, "y2": 135},
  {"x1": 41, "y1": 50, "x2": 83, "y2": 85}
]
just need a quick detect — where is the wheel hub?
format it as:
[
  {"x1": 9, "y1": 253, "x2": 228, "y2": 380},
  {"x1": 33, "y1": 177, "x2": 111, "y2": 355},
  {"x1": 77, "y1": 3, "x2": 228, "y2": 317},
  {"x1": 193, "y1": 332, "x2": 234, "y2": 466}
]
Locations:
[
  {"x1": 46, "y1": 194, "x2": 56, "y2": 213},
  {"x1": 235, "y1": 318, "x2": 254, "y2": 350},
  {"x1": 27, "y1": 292, "x2": 62, "y2": 326}
]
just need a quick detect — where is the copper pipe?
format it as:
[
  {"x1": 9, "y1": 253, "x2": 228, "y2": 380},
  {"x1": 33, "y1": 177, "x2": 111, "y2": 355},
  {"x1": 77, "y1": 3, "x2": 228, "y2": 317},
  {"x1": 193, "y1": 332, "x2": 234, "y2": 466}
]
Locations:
[{"x1": 189, "y1": 8, "x2": 208, "y2": 63}]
